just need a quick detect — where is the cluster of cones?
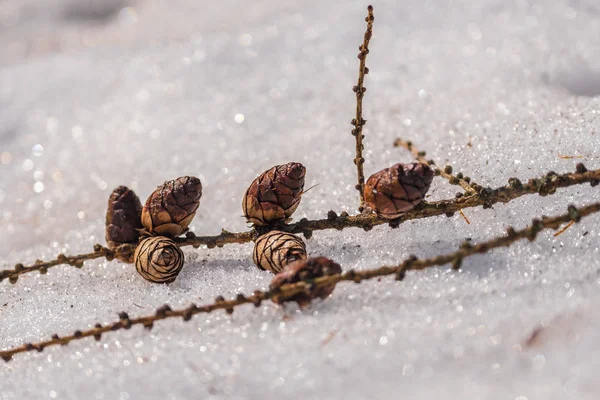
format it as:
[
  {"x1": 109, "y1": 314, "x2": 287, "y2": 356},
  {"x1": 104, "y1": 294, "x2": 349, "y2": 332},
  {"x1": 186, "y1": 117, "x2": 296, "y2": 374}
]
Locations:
[{"x1": 105, "y1": 161, "x2": 433, "y2": 305}]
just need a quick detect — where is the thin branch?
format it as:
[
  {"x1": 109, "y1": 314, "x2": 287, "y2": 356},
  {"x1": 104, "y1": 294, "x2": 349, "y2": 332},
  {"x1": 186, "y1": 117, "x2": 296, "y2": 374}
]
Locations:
[
  {"x1": 352, "y1": 5, "x2": 374, "y2": 212},
  {"x1": 2, "y1": 201, "x2": 598, "y2": 362},
  {"x1": 2, "y1": 165, "x2": 599, "y2": 284},
  {"x1": 182, "y1": 165, "x2": 600, "y2": 239},
  {"x1": 394, "y1": 138, "x2": 479, "y2": 194},
  {"x1": 0, "y1": 245, "x2": 120, "y2": 284}
]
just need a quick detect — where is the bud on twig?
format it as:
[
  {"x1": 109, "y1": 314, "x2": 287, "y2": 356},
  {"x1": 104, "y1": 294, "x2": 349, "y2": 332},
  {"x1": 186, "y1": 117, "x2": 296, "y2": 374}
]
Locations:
[
  {"x1": 242, "y1": 162, "x2": 306, "y2": 226},
  {"x1": 270, "y1": 257, "x2": 342, "y2": 307},
  {"x1": 253, "y1": 231, "x2": 307, "y2": 273},
  {"x1": 141, "y1": 176, "x2": 202, "y2": 237},
  {"x1": 105, "y1": 186, "x2": 143, "y2": 251},
  {"x1": 134, "y1": 236, "x2": 184, "y2": 284},
  {"x1": 364, "y1": 162, "x2": 434, "y2": 219}
]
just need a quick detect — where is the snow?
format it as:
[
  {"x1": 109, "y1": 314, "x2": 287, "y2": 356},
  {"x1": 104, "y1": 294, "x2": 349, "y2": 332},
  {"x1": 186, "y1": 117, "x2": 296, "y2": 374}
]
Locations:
[{"x1": 1, "y1": 0, "x2": 600, "y2": 398}]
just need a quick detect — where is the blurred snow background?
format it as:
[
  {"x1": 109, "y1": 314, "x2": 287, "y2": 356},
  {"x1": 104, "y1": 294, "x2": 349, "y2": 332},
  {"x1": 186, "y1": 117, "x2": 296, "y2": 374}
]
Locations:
[{"x1": 1, "y1": 0, "x2": 600, "y2": 398}]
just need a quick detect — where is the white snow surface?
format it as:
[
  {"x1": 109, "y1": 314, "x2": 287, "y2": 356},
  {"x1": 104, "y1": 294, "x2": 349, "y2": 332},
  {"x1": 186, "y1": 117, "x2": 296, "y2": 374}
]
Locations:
[{"x1": 1, "y1": 0, "x2": 600, "y2": 399}]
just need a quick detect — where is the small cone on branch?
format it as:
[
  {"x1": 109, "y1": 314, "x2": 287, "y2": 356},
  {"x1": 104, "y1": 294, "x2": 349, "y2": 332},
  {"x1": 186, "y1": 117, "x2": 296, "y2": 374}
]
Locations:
[
  {"x1": 105, "y1": 186, "x2": 143, "y2": 252},
  {"x1": 134, "y1": 236, "x2": 184, "y2": 284},
  {"x1": 253, "y1": 231, "x2": 307, "y2": 273},
  {"x1": 242, "y1": 162, "x2": 305, "y2": 226},
  {"x1": 141, "y1": 176, "x2": 202, "y2": 237},
  {"x1": 270, "y1": 257, "x2": 342, "y2": 307},
  {"x1": 364, "y1": 162, "x2": 434, "y2": 219}
]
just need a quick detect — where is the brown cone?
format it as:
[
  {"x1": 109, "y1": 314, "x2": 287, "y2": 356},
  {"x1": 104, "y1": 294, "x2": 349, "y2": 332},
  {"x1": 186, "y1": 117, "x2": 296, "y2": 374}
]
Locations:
[
  {"x1": 253, "y1": 231, "x2": 307, "y2": 273},
  {"x1": 105, "y1": 186, "x2": 143, "y2": 249},
  {"x1": 141, "y1": 176, "x2": 202, "y2": 237},
  {"x1": 270, "y1": 256, "x2": 342, "y2": 307},
  {"x1": 134, "y1": 236, "x2": 184, "y2": 284},
  {"x1": 242, "y1": 162, "x2": 305, "y2": 226},
  {"x1": 364, "y1": 162, "x2": 434, "y2": 219}
]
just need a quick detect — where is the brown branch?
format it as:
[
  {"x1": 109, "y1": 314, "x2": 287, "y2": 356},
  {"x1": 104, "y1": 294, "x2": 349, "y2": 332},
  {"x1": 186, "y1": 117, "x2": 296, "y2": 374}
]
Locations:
[
  {"x1": 394, "y1": 138, "x2": 479, "y2": 194},
  {"x1": 245, "y1": 164, "x2": 599, "y2": 233},
  {"x1": 2, "y1": 165, "x2": 599, "y2": 284},
  {"x1": 352, "y1": 5, "x2": 374, "y2": 212},
  {"x1": 3, "y1": 201, "x2": 598, "y2": 362},
  {"x1": 0, "y1": 244, "x2": 120, "y2": 284},
  {"x1": 394, "y1": 201, "x2": 598, "y2": 274}
]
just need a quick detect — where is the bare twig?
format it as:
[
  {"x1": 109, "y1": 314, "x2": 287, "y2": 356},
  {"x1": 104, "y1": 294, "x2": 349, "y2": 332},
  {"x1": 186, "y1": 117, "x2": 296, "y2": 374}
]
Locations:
[
  {"x1": 2, "y1": 201, "x2": 598, "y2": 362},
  {"x1": 352, "y1": 5, "x2": 374, "y2": 212},
  {"x1": 0, "y1": 244, "x2": 120, "y2": 284},
  {"x1": 394, "y1": 138, "x2": 479, "y2": 194},
  {"x1": 2, "y1": 165, "x2": 599, "y2": 284}
]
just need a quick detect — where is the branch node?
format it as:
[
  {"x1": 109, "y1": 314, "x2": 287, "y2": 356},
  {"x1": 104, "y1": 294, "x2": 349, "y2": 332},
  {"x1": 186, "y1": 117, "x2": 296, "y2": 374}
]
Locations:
[
  {"x1": 388, "y1": 218, "x2": 401, "y2": 229},
  {"x1": 508, "y1": 177, "x2": 523, "y2": 189},
  {"x1": 567, "y1": 205, "x2": 581, "y2": 222},
  {"x1": 576, "y1": 163, "x2": 587, "y2": 173},
  {"x1": 327, "y1": 210, "x2": 338, "y2": 221},
  {"x1": 460, "y1": 241, "x2": 473, "y2": 250},
  {"x1": 118, "y1": 312, "x2": 132, "y2": 329},
  {"x1": 155, "y1": 305, "x2": 172, "y2": 318},
  {"x1": 451, "y1": 256, "x2": 463, "y2": 270},
  {"x1": 94, "y1": 324, "x2": 103, "y2": 340}
]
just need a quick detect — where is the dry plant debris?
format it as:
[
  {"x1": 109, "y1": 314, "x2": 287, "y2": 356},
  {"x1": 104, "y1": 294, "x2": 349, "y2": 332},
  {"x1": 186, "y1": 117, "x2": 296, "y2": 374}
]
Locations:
[
  {"x1": 1, "y1": 201, "x2": 598, "y2": 361},
  {"x1": 1, "y1": 5, "x2": 599, "y2": 362}
]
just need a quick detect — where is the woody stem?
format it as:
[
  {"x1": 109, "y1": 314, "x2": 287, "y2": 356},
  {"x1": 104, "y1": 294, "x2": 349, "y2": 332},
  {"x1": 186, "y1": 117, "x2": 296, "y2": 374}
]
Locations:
[
  {"x1": 2, "y1": 165, "x2": 598, "y2": 283},
  {"x1": 352, "y1": 5, "x2": 374, "y2": 212},
  {"x1": 2, "y1": 200, "x2": 598, "y2": 361}
]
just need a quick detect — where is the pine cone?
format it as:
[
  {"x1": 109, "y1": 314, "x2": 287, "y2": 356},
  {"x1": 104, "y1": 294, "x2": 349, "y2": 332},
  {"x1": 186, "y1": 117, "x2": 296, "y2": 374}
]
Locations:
[
  {"x1": 105, "y1": 186, "x2": 143, "y2": 250},
  {"x1": 141, "y1": 176, "x2": 202, "y2": 237},
  {"x1": 270, "y1": 257, "x2": 342, "y2": 307},
  {"x1": 253, "y1": 231, "x2": 307, "y2": 273},
  {"x1": 242, "y1": 162, "x2": 305, "y2": 226},
  {"x1": 364, "y1": 162, "x2": 434, "y2": 219},
  {"x1": 134, "y1": 236, "x2": 184, "y2": 284}
]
